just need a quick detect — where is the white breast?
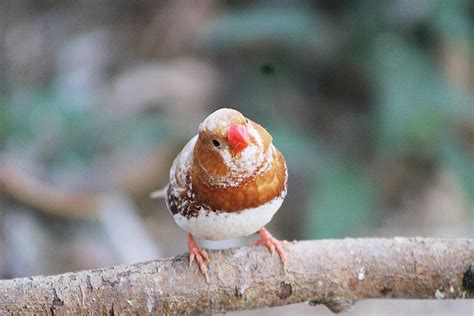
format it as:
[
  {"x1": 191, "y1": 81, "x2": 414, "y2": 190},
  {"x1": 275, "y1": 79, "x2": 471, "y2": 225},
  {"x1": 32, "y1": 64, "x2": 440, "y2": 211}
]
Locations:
[{"x1": 172, "y1": 195, "x2": 284, "y2": 241}]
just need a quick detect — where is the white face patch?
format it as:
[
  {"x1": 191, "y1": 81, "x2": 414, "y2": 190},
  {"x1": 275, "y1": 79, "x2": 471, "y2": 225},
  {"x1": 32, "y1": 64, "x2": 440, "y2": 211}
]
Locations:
[
  {"x1": 205, "y1": 120, "x2": 273, "y2": 188},
  {"x1": 172, "y1": 195, "x2": 285, "y2": 241}
]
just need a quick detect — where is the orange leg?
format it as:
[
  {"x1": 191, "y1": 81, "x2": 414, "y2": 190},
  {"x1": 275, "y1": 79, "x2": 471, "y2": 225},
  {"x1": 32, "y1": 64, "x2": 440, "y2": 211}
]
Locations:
[
  {"x1": 254, "y1": 227, "x2": 288, "y2": 264},
  {"x1": 187, "y1": 234, "x2": 210, "y2": 282}
]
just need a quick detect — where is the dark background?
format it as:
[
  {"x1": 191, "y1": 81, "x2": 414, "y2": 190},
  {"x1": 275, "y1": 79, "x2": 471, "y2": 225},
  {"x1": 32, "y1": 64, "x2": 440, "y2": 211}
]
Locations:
[{"x1": 0, "y1": 1, "x2": 472, "y2": 314}]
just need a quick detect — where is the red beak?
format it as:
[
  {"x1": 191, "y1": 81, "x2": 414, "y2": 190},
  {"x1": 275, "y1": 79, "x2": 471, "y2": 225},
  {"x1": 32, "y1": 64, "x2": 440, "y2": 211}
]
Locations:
[{"x1": 227, "y1": 124, "x2": 250, "y2": 154}]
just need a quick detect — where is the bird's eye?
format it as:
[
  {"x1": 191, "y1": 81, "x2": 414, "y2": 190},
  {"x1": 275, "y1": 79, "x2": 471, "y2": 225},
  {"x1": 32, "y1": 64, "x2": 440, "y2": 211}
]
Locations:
[{"x1": 211, "y1": 139, "x2": 221, "y2": 147}]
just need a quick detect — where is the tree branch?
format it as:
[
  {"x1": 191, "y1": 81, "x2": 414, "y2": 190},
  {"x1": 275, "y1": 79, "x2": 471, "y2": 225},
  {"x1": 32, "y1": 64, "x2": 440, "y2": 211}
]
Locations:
[{"x1": 1, "y1": 238, "x2": 473, "y2": 314}]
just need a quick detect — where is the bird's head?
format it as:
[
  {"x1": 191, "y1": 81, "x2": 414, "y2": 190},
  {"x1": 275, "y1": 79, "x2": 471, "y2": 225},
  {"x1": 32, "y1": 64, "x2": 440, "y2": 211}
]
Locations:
[{"x1": 192, "y1": 108, "x2": 273, "y2": 187}]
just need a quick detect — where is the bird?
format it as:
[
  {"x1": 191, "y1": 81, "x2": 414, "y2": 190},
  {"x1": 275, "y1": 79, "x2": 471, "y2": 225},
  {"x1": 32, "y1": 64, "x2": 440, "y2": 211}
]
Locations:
[{"x1": 151, "y1": 108, "x2": 288, "y2": 281}]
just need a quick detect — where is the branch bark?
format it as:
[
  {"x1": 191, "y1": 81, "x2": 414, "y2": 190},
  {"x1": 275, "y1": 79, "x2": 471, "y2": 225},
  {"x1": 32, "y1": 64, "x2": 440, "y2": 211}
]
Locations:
[{"x1": 1, "y1": 238, "x2": 473, "y2": 314}]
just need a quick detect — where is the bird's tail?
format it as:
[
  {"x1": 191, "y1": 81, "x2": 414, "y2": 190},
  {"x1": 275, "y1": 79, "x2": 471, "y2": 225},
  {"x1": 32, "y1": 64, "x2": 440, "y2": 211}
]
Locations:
[{"x1": 150, "y1": 185, "x2": 168, "y2": 199}]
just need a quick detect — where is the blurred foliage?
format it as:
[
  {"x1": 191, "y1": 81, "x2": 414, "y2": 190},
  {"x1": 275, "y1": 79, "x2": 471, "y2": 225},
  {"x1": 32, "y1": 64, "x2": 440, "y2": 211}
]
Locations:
[
  {"x1": 307, "y1": 161, "x2": 377, "y2": 239},
  {"x1": 2, "y1": 85, "x2": 174, "y2": 171},
  {"x1": 204, "y1": 6, "x2": 330, "y2": 58}
]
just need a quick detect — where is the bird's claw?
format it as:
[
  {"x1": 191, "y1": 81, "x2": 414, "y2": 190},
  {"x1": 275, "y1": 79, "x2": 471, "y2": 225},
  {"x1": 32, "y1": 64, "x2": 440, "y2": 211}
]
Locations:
[
  {"x1": 254, "y1": 228, "x2": 287, "y2": 264},
  {"x1": 189, "y1": 247, "x2": 210, "y2": 282},
  {"x1": 187, "y1": 234, "x2": 210, "y2": 282}
]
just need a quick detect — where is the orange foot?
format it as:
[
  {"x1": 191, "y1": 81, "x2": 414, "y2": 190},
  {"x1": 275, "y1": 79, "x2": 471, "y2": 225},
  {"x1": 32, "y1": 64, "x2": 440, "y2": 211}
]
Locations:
[
  {"x1": 254, "y1": 227, "x2": 288, "y2": 264},
  {"x1": 187, "y1": 234, "x2": 210, "y2": 282}
]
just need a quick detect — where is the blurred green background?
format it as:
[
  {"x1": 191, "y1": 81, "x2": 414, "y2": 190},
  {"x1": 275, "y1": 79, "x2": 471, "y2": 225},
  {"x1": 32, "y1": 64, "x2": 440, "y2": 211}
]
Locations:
[{"x1": 0, "y1": 1, "x2": 473, "y2": 313}]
